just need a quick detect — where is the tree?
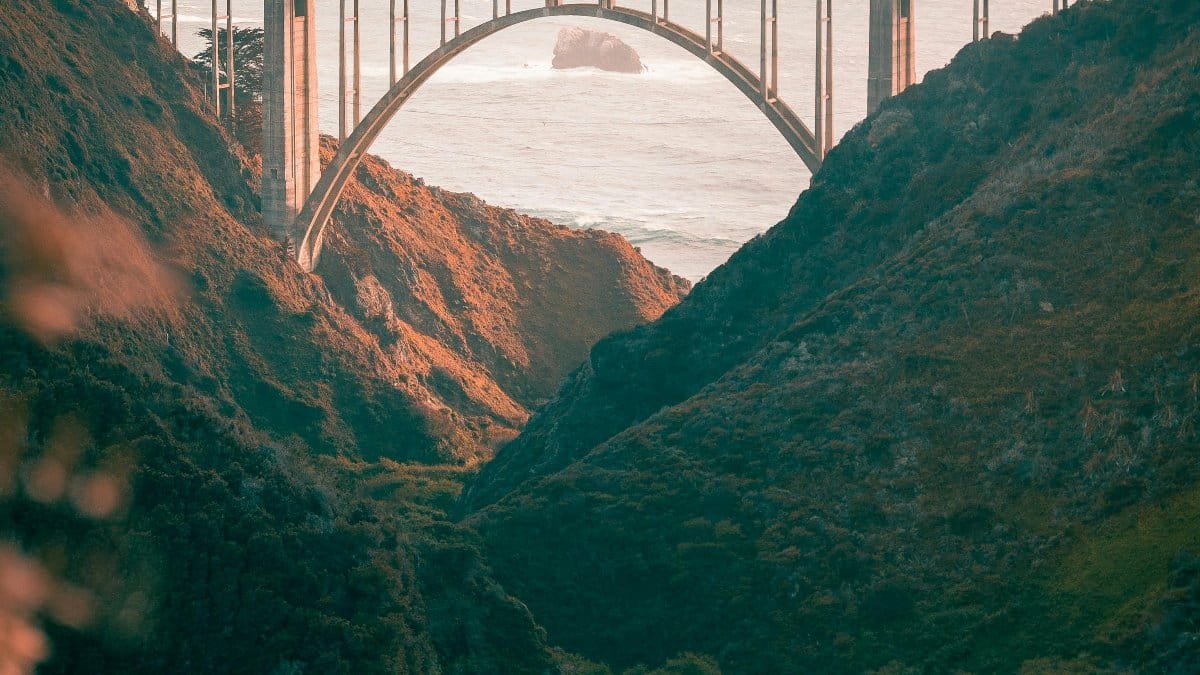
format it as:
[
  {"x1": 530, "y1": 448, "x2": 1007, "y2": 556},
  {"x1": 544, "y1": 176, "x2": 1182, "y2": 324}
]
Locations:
[
  {"x1": 193, "y1": 26, "x2": 264, "y2": 102},
  {"x1": 193, "y1": 27, "x2": 264, "y2": 152}
]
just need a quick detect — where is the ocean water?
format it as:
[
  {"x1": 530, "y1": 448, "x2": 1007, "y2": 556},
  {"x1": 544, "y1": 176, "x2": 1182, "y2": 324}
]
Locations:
[{"x1": 163, "y1": 0, "x2": 1054, "y2": 281}]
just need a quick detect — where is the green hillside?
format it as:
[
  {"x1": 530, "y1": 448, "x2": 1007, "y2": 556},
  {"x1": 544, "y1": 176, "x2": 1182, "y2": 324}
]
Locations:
[{"x1": 468, "y1": 1, "x2": 1200, "y2": 671}]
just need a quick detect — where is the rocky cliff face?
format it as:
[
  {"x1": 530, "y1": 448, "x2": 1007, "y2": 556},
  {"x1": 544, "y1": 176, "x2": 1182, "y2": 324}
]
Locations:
[
  {"x1": 0, "y1": 0, "x2": 682, "y2": 670},
  {"x1": 319, "y1": 141, "x2": 687, "y2": 459},
  {"x1": 468, "y1": 1, "x2": 1200, "y2": 671},
  {"x1": 552, "y1": 26, "x2": 645, "y2": 74}
]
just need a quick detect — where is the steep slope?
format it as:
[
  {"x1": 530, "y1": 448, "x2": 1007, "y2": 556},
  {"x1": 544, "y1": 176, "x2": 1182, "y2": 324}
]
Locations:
[
  {"x1": 321, "y1": 142, "x2": 687, "y2": 421},
  {"x1": 0, "y1": 0, "x2": 682, "y2": 670},
  {"x1": 0, "y1": 0, "x2": 685, "y2": 467},
  {"x1": 469, "y1": 1, "x2": 1200, "y2": 671}
]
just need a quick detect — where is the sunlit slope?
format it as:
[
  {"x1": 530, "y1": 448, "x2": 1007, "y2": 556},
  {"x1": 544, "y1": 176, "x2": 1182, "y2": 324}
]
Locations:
[
  {"x1": 468, "y1": 1, "x2": 1200, "y2": 671},
  {"x1": 0, "y1": 0, "x2": 683, "y2": 670},
  {"x1": 0, "y1": 0, "x2": 686, "y2": 465}
]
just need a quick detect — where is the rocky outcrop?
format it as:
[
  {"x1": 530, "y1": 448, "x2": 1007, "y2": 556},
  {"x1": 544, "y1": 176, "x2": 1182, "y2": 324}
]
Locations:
[{"x1": 552, "y1": 26, "x2": 644, "y2": 73}]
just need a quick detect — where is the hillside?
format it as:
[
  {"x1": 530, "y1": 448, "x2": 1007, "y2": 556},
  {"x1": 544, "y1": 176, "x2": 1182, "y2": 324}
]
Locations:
[
  {"x1": 0, "y1": 0, "x2": 682, "y2": 671},
  {"x1": 322, "y1": 142, "x2": 687, "y2": 425},
  {"x1": 468, "y1": 1, "x2": 1200, "y2": 672},
  {"x1": 0, "y1": 0, "x2": 685, "y2": 466}
]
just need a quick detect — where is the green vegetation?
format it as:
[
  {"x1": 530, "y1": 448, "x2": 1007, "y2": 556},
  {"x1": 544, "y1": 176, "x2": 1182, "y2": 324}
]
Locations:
[
  {"x1": 2, "y1": 0, "x2": 1198, "y2": 672},
  {"x1": 1057, "y1": 486, "x2": 1200, "y2": 643},
  {"x1": 469, "y1": 0, "x2": 1200, "y2": 671},
  {"x1": 193, "y1": 26, "x2": 265, "y2": 151},
  {"x1": 0, "y1": 327, "x2": 556, "y2": 673},
  {"x1": 0, "y1": 0, "x2": 674, "y2": 671}
]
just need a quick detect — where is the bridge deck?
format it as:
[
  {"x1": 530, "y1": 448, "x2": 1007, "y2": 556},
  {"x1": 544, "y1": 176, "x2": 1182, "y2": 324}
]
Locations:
[{"x1": 293, "y1": 3, "x2": 821, "y2": 271}]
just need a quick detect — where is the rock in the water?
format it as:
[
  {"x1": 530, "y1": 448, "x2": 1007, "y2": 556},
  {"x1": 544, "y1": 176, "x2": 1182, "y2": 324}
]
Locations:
[{"x1": 552, "y1": 26, "x2": 644, "y2": 74}]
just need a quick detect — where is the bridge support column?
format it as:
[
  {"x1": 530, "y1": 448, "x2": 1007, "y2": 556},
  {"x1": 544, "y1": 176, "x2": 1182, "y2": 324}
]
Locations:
[
  {"x1": 205, "y1": 0, "x2": 235, "y2": 117},
  {"x1": 340, "y1": 0, "x2": 362, "y2": 140},
  {"x1": 814, "y1": 0, "x2": 833, "y2": 160},
  {"x1": 390, "y1": 0, "x2": 410, "y2": 84},
  {"x1": 155, "y1": 0, "x2": 178, "y2": 45},
  {"x1": 759, "y1": 0, "x2": 778, "y2": 102},
  {"x1": 706, "y1": 0, "x2": 725, "y2": 54},
  {"x1": 263, "y1": 0, "x2": 320, "y2": 247},
  {"x1": 868, "y1": 0, "x2": 916, "y2": 115},
  {"x1": 973, "y1": 0, "x2": 989, "y2": 41}
]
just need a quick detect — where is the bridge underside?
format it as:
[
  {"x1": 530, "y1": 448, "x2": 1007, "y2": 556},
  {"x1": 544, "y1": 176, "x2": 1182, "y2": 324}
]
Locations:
[{"x1": 289, "y1": 3, "x2": 822, "y2": 272}]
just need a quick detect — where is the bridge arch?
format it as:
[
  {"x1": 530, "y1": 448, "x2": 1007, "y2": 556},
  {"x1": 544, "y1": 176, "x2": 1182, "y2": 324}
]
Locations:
[{"x1": 294, "y1": 3, "x2": 821, "y2": 271}]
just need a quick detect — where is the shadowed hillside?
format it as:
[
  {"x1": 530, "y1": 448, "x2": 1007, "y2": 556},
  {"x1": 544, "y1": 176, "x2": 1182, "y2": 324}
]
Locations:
[{"x1": 467, "y1": 1, "x2": 1200, "y2": 671}]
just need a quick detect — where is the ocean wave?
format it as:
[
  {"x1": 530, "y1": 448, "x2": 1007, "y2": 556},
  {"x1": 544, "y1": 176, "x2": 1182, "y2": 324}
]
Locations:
[
  {"x1": 532, "y1": 209, "x2": 744, "y2": 250},
  {"x1": 431, "y1": 62, "x2": 557, "y2": 84},
  {"x1": 171, "y1": 13, "x2": 260, "y2": 25}
]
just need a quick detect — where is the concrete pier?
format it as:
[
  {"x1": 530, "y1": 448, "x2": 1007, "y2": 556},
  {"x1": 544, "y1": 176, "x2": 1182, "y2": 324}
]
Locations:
[
  {"x1": 815, "y1": 0, "x2": 833, "y2": 160},
  {"x1": 263, "y1": 0, "x2": 320, "y2": 246},
  {"x1": 868, "y1": 0, "x2": 916, "y2": 115}
]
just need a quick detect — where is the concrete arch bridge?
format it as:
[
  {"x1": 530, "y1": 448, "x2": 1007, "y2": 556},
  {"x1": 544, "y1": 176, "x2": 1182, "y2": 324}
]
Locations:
[
  {"x1": 295, "y1": 1, "x2": 835, "y2": 270},
  {"x1": 152, "y1": 0, "x2": 1077, "y2": 271}
]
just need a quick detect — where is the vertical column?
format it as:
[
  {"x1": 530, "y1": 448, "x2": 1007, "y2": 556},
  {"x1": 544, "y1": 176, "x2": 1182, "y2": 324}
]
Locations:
[
  {"x1": 717, "y1": 0, "x2": 724, "y2": 52},
  {"x1": 973, "y1": 0, "x2": 990, "y2": 41},
  {"x1": 339, "y1": 0, "x2": 347, "y2": 139},
  {"x1": 706, "y1": 0, "x2": 712, "y2": 53},
  {"x1": 338, "y1": 0, "x2": 361, "y2": 139},
  {"x1": 824, "y1": 0, "x2": 833, "y2": 152},
  {"x1": 390, "y1": 0, "x2": 411, "y2": 84},
  {"x1": 868, "y1": 0, "x2": 916, "y2": 115},
  {"x1": 263, "y1": 0, "x2": 320, "y2": 247},
  {"x1": 815, "y1": 0, "x2": 833, "y2": 160},
  {"x1": 211, "y1": 0, "x2": 220, "y2": 116},
  {"x1": 209, "y1": 0, "x2": 234, "y2": 117},
  {"x1": 153, "y1": 0, "x2": 181, "y2": 45},
  {"x1": 759, "y1": 0, "x2": 778, "y2": 102},
  {"x1": 390, "y1": 0, "x2": 398, "y2": 84},
  {"x1": 702, "y1": 0, "x2": 722, "y2": 53},
  {"x1": 770, "y1": 0, "x2": 779, "y2": 98},
  {"x1": 354, "y1": 0, "x2": 361, "y2": 125},
  {"x1": 898, "y1": 0, "x2": 915, "y2": 93},
  {"x1": 759, "y1": 0, "x2": 767, "y2": 101},
  {"x1": 226, "y1": 0, "x2": 235, "y2": 118}
]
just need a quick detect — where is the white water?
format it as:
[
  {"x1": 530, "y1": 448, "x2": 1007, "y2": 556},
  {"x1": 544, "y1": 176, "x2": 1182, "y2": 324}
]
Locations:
[{"x1": 162, "y1": 0, "x2": 1054, "y2": 280}]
